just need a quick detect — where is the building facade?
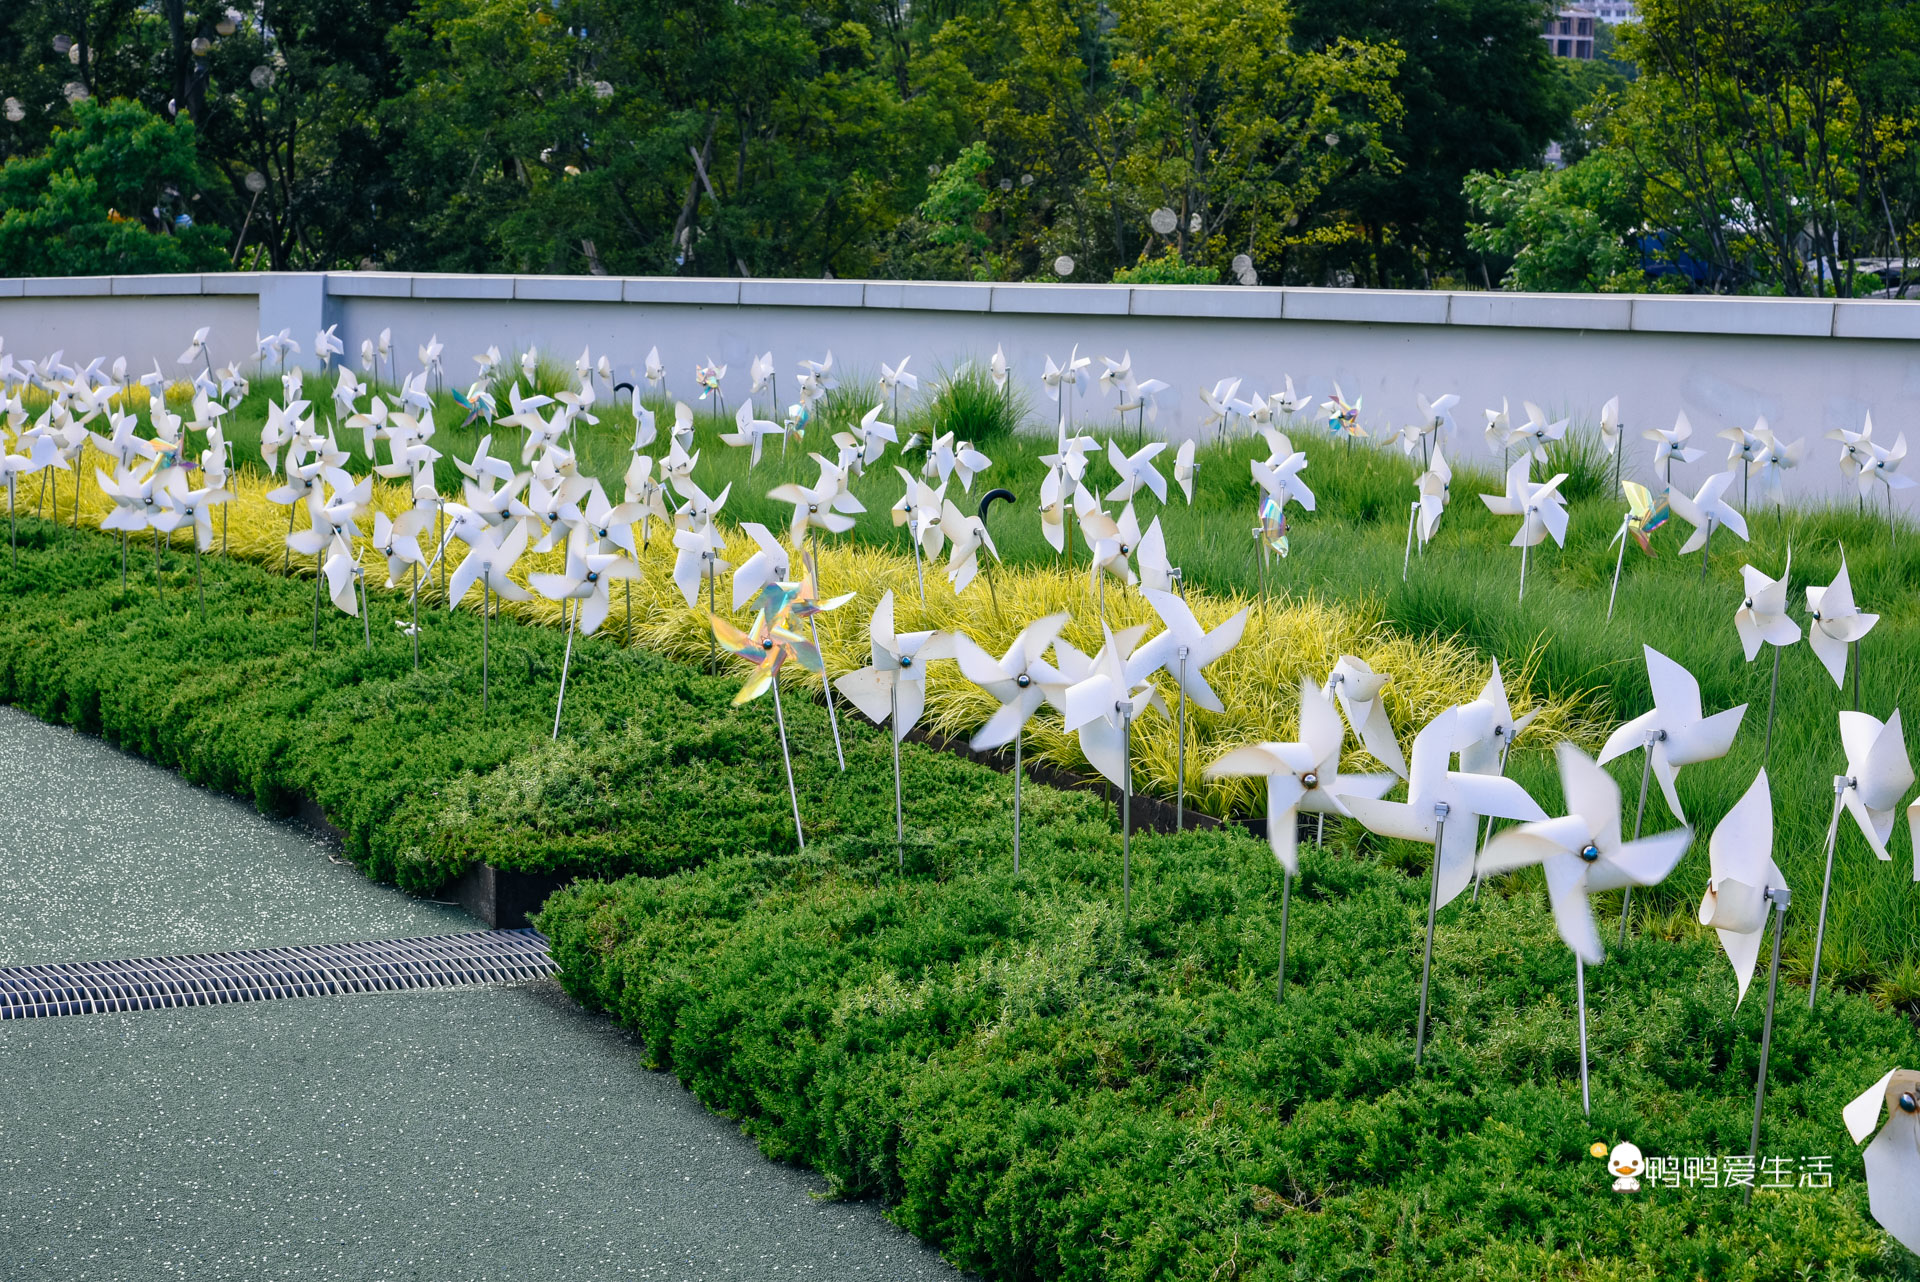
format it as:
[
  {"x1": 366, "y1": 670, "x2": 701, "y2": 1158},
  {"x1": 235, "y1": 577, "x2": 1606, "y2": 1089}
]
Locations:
[{"x1": 1543, "y1": 7, "x2": 1597, "y2": 58}]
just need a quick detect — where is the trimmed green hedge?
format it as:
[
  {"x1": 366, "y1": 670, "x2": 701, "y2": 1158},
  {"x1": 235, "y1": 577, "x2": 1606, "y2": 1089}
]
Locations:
[
  {"x1": 540, "y1": 830, "x2": 1920, "y2": 1280},
  {"x1": 0, "y1": 521, "x2": 1038, "y2": 892}
]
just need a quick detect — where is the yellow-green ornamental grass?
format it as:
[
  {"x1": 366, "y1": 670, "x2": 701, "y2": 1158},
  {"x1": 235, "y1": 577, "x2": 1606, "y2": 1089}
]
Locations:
[{"x1": 55, "y1": 448, "x2": 1595, "y2": 819}]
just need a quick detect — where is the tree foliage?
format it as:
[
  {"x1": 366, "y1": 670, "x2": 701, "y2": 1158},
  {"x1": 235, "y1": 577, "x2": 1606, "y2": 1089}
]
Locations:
[{"x1": 0, "y1": 97, "x2": 228, "y2": 276}]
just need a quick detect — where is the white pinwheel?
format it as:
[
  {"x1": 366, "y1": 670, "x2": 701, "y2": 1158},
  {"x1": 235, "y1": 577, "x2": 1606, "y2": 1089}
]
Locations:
[
  {"x1": 1323, "y1": 655, "x2": 1408, "y2": 779},
  {"x1": 1250, "y1": 447, "x2": 1315, "y2": 514},
  {"x1": 644, "y1": 345, "x2": 666, "y2": 395},
  {"x1": 529, "y1": 525, "x2": 639, "y2": 638},
  {"x1": 1135, "y1": 516, "x2": 1176, "y2": 593},
  {"x1": 1479, "y1": 743, "x2": 1691, "y2": 966},
  {"x1": 1736, "y1": 552, "x2": 1802, "y2": 763},
  {"x1": 952, "y1": 613, "x2": 1069, "y2": 869},
  {"x1": 1749, "y1": 423, "x2": 1805, "y2": 508},
  {"x1": 446, "y1": 513, "x2": 530, "y2": 609},
  {"x1": 730, "y1": 522, "x2": 792, "y2": 610},
  {"x1": 989, "y1": 344, "x2": 1009, "y2": 392},
  {"x1": 1644, "y1": 410, "x2": 1705, "y2": 483},
  {"x1": 940, "y1": 498, "x2": 998, "y2": 594},
  {"x1": 315, "y1": 324, "x2": 344, "y2": 368},
  {"x1": 1406, "y1": 392, "x2": 1458, "y2": 464},
  {"x1": 1599, "y1": 644, "x2": 1747, "y2": 824},
  {"x1": 1416, "y1": 448, "x2": 1451, "y2": 544},
  {"x1": 373, "y1": 507, "x2": 431, "y2": 587},
  {"x1": 670, "y1": 524, "x2": 730, "y2": 611},
  {"x1": 1719, "y1": 418, "x2": 1766, "y2": 498},
  {"x1": 1842, "y1": 1068, "x2": 1920, "y2": 1256},
  {"x1": 879, "y1": 354, "x2": 917, "y2": 413},
  {"x1": 1819, "y1": 713, "x2": 1920, "y2": 995},
  {"x1": 1836, "y1": 710, "x2": 1915, "y2": 863},
  {"x1": 954, "y1": 613, "x2": 1067, "y2": 752},
  {"x1": 1105, "y1": 439, "x2": 1168, "y2": 504},
  {"x1": 1074, "y1": 486, "x2": 1142, "y2": 596},
  {"x1": 1857, "y1": 429, "x2": 1913, "y2": 506},
  {"x1": 1455, "y1": 658, "x2": 1539, "y2": 777},
  {"x1": 178, "y1": 326, "x2": 211, "y2": 368},
  {"x1": 1668, "y1": 470, "x2": 1749, "y2": 559},
  {"x1": 1340, "y1": 704, "x2": 1547, "y2": 1061},
  {"x1": 1507, "y1": 401, "x2": 1568, "y2": 464},
  {"x1": 1207, "y1": 676, "x2": 1396, "y2": 877},
  {"x1": 836, "y1": 590, "x2": 953, "y2": 852},
  {"x1": 1341, "y1": 705, "x2": 1548, "y2": 910},
  {"x1": 1805, "y1": 548, "x2": 1878, "y2": 689},
  {"x1": 768, "y1": 473, "x2": 859, "y2": 550},
  {"x1": 1598, "y1": 395, "x2": 1622, "y2": 459},
  {"x1": 749, "y1": 350, "x2": 775, "y2": 398},
  {"x1": 1199, "y1": 377, "x2": 1241, "y2": 438},
  {"x1": 1735, "y1": 554, "x2": 1801, "y2": 660},
  {"x1": 1145, "y1": 586, "x2": 1248, "y2": 825},
  {"x1": 720, "y1": 401, "x2": 784, "y2": 468},
  {"x1": 1475, "y1": 742, "x2": 1690, "y2": 1112},
  {"x1": 1479, "y1": 455, "x2": 1568, "y2": 599},
  {"x1": 1061, "y1": 621, "x2": 1167, "y2": 794},
  {"x1": 1173, "y1": 439, "x2": 1197, "y2": 504},
  {"x1": 1697, "y1": 770, "x2": 1786, "y2": 1005},
  {"x1": 843, "y1": 404, "x2": 897, "y2": 469},
  {"x1": 1827, "y1": 412, "x2": 1877, "y2": 485}
]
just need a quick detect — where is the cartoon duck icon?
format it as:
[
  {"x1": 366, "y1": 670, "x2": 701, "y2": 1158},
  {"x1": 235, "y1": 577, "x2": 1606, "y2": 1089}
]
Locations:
[{"x1": 1608, "y1": 1141, "x2": 1645, "y2": 1192}]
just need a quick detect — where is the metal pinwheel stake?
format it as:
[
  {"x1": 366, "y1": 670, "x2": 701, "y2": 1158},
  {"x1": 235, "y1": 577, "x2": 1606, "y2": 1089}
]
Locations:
[
  {"x1": 1733, "y1": 553, "x2": 1800, "y2": 768},
  {"x1": 1062, "y1": 622, "x2": 1167, "y2": 920},
  {"x1": 1606, "y1": 481, "x2": 1668, "y2": 622},
  {"x1": 835, "y1": 590, "x2": 951, "y2": 868},
  {"x1": 1340, "y1": 706, "x2": 1546, "y2": 1064},
  {"x1": 1142, "y1": 588, "x2": 1247, "y2": 834}
]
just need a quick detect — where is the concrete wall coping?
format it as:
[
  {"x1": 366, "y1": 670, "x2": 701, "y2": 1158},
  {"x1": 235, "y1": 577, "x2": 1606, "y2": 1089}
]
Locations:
[{"x1": 11, "y1": 271, "x2": 1919, "y2": 341}]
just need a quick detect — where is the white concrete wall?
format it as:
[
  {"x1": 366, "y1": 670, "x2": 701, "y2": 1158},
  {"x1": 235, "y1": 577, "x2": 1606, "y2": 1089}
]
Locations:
[{"x1": 2, "y1": 271, "x2": 1916, "y2": 509}]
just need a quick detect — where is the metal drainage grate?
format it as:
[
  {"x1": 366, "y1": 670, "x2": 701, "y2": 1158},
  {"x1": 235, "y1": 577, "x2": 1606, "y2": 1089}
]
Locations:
[{"x1": 0, "y1": 929, "x2": 558, "y2": 1020}]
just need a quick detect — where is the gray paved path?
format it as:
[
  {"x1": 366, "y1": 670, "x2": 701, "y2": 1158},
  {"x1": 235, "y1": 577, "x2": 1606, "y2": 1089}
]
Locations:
[{"x1": 0, "y1": 708, "x2": 960, "y2": 1280}]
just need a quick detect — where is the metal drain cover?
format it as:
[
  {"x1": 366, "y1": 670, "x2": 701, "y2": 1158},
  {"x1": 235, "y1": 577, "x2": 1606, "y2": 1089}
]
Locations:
[{"x1": 0, "y1": 930, "x2": 558, "y2": 1020}]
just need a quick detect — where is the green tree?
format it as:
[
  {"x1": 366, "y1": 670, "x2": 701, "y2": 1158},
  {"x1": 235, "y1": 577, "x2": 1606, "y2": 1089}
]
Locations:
[
  {"x1": 1287, "y1": 0, "x2": 1578, "y2": 288},
  {"x1": 0, "y1": 97, "x2": 227, "y2": 275},
  {"x1": 1465, "y1": 149, "x2": 1644, "y2": 291},
  {"x1": 1615, "y1": 0, "x2": 1920, "y2": 295}
]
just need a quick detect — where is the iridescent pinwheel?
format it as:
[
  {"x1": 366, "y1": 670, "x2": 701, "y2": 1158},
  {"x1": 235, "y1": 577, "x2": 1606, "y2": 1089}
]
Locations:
[
  {"x1": 1606, "y1": 479, "x2": 1669, "y2": 618},
  {"x1": 711, "y1": 606, "x2": 822, "y2": 848},
  {"x1": 1321, "y1": 385, "x2": 1365, "y2": 446}
]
